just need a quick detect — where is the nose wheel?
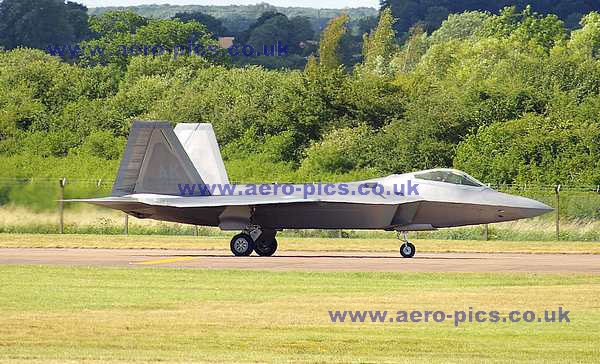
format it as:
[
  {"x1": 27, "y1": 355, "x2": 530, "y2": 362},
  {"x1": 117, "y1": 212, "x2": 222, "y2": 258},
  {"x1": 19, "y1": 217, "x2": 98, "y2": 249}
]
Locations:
[
  {"x1": 400, "y1": 242, "x2": 416, "y2": 258},
  {"x1": 397, "y1": 231, "x2": 416, "y2": 258}
]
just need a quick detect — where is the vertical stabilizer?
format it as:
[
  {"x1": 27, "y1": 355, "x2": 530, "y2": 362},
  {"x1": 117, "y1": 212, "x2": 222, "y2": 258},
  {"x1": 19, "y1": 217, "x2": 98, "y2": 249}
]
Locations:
[
  {"x1": 112, "y1": 121, "x2": 208, "y2": 196},
  {"x1": 174, "y1": 123, "x2": 230, "y2": 186}
]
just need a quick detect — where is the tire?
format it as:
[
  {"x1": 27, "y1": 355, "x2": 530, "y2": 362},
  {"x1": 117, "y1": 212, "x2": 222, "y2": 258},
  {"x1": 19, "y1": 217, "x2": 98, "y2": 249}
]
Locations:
[
  {"x1": 400, "y1": 242, "x2": 416, "y2": 258},
  {"x1": 230, "y1": 233, "x2": 255, "y2": 256},
  {"x1": 254, "y1": 238, "x2": 278, "y2": 257}
]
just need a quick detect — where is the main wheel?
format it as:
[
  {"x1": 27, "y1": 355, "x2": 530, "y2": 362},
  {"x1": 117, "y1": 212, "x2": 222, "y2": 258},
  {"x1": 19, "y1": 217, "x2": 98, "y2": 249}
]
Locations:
[
  {"x1": 400, "y1": 242, "x2": 416, "y2": 258},
  {"x1": 230, "y1": 233, "x2": 255, "y2": 256},
  {"x1": 254, "y1": 238, "x2": 278, "y2": 257}
]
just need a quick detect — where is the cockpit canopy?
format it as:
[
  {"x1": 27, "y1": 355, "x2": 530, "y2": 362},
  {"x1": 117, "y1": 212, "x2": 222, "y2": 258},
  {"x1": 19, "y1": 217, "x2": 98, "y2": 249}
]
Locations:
[{"x1": 413, "y1": 169, "x2": 485, "y2": 187}]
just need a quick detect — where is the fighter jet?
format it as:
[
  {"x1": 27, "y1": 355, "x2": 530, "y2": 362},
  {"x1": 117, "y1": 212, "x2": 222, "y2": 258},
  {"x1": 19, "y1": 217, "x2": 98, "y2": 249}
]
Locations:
[{"x1": 70, "y1": 121, "x2": 553, "y2": 258}]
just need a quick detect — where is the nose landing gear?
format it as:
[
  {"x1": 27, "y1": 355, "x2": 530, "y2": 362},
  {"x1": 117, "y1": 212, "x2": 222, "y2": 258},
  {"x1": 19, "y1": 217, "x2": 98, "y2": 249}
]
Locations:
[{"x1": 397, "y1": 231, "x2": 416, "y2": 258}]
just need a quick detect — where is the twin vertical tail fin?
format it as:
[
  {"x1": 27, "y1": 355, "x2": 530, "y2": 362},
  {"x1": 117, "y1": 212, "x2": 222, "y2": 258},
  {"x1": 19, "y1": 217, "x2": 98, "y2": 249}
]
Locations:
[
  {"x1": 173, "y1": 123, "x2": 230, "y2": 187},
  {"x1": 111, "y1": 121, "x2": 229, "y2": 197}
]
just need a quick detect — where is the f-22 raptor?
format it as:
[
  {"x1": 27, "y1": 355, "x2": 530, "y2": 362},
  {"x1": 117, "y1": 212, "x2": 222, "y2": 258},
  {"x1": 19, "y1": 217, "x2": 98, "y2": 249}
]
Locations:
[{"x1": 71, "y1": 121, "x2": 553, "y2": 258}]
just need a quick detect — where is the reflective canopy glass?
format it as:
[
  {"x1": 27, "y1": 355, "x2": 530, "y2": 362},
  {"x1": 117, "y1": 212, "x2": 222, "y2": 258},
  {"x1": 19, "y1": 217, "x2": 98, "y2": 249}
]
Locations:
[{"x1": 414, "y1": 169, "x2": 484, "y2": 187}]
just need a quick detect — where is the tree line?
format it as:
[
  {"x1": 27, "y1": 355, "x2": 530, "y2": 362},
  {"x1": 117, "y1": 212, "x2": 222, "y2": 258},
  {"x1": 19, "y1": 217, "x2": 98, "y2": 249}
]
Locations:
[
  {"x1": 0, "y1": 0, "x2": 374, "y2": 69},
  {"x1": 0, "y1": 3, "x2": 599, "y2": 189},
  {"x1": 382, "y1": 0, "x2": 600, "y2": 35}
]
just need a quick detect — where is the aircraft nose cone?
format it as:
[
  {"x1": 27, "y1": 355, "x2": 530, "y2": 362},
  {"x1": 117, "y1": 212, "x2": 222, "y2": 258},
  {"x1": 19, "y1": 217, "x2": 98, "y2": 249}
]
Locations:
[{"x1": 507, "y1": 195, "x2": 554, "y2": 218}]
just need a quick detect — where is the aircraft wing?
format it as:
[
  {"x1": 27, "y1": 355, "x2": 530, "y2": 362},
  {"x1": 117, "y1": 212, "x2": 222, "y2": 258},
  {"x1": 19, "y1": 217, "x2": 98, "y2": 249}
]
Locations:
[{"x1": 64, "y1": 191, "x2": 423, "y2": 208}]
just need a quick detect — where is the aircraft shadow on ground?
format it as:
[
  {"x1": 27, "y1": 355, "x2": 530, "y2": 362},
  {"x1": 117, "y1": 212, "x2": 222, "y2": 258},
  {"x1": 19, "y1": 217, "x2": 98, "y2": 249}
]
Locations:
[{"x1": 136, "y1": 254, "x2": 486, "y2": 260}]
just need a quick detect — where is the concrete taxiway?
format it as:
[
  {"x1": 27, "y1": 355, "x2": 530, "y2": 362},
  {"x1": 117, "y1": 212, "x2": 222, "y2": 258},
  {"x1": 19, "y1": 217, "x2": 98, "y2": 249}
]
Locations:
[{"x1": 0, "y1": 248, "x2": 598, "y2": 273}]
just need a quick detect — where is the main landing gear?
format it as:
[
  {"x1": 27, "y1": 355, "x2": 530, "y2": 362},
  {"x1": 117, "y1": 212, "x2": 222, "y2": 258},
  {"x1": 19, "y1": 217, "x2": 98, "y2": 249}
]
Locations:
[
  {"x1": 230, "y1": 227, "x2": 278, "y2": 257},
  {"x1": 397, "y1": 231, "x2": 416, "y2": 258}
]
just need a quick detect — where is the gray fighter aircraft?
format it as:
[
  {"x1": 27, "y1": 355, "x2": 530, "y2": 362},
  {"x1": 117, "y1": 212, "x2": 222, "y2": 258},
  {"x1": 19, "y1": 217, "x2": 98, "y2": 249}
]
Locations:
[{"x1": 70, "y1": 121, "x2": 553, "y2": 258}]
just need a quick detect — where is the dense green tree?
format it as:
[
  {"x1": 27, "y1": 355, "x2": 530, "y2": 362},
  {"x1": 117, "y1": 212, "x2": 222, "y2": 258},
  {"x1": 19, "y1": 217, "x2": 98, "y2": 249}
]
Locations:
[
  {"x1": 361, "y1": 8, "x2": 398, "y2": 75},
  {"x1": 238, "y1": 11, "x2": 283, "y2": 44},
  {"x1": 382, "y1": 0, "x2": 600, "y2": 36},
  {"x1": 84, "y1": 11, "x2": 149, "y2": 68},
  {"x1": 480, "y1": 6, "x2": 566, "y2": 51},
  {"x1": 289, "y1": 16, "x2": 315, "y2": 53},
  {"x1": 569, "y1": 12, "x2": 600, "y2": 58},
  {"x1": 241, "y1": 12, "x2": 315, "y2": 53},
  {"x1": 230, "y1": 12, "x2": 315, "y2": 69},
  {"x1": 65, "y1": 2, "x2": 91, "y2": 42},
  {"x1": 89, "y1": 10, "x2": 148, "y2": 37},
  {"x1": 2, "y1": 7, "x2": 600, "y2": 189},
  {"x1": 83, "y1": 16, "x2": 215, "y2": 69},
  {"x1": 429, "y1": 11, "x2": 490, "y2": 45},
  {"x1": 174, "y1": 11, "x2": 228, "y2": 37},
  {"x1": 455, "y1": 114, "x2": 600, "y2": 185},
  {"x1": 389, "y1": 24, "x2": 427, "y2": 74},
  {"x1": 319, "y1": 15, "x2": 349, "y2": 70},
  {"x1": 246, "y1": 14, "x2": 291, "y2": 50},
  {"x1": 0, "y1": 0, "x2": 89, "y2": 49},
  {"x1": 300, "y1": 125, "x2": 373, "y2": 175},
  {"x1": 133, "y1": 19, "x2": 212, "y2": 49}
]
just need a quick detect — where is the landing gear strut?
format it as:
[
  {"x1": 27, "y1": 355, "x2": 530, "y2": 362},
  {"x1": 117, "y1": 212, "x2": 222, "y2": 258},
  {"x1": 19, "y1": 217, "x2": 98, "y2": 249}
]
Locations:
[
  {"x1": 397, "y1": 231, "x2": 416, "y2": 258},
  {"x1": 230, "y1": 226, "x2": 278, "y2": 257}
]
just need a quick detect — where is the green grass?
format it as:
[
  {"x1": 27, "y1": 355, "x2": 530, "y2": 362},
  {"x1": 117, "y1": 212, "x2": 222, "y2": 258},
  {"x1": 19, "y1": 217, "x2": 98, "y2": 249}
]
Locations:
[
  {"x1": 0, "y1": 265, "x2": 598, "y2": 363},
  {"x1": 1, "y1": 233, "x2": 599, "y2": 254}
]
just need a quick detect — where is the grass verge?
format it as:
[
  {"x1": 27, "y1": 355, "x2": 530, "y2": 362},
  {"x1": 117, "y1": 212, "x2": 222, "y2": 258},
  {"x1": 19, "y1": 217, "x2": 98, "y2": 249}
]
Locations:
[
  {"x1": 0, "y1": 266, "x2": 598, "y2": 363},
  {"x1": 0, "y1": 233, "x2": 599, "y2": 254}
]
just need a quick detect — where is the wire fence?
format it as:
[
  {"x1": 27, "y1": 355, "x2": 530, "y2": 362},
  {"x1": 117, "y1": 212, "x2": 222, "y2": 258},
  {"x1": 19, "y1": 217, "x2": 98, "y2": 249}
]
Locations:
[{"x1": 0, "y1": 178, "x2": 599, "y2": 240}]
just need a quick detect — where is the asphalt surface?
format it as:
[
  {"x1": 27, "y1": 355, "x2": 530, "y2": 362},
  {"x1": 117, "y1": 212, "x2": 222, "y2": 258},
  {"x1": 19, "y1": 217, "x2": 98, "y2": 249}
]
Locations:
[{"x1": 0, "y1": 248, "x2": 598, "y2": 273}]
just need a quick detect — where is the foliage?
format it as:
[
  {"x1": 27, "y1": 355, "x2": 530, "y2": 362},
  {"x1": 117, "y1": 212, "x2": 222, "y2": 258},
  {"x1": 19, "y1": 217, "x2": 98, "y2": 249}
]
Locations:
[
  {"x1": 83, "y1": 15, "x2": 216, "y2": 69},
  {"x1": 569, "y1": 12, "x2": 600, "y2": 58},
  {"x1": 300, "y1": 125, "x2": 373, "y2": 175},
  {"x1": 89, "y1": 10, "x2": 148, "y2": 36},
  {"x1": 455, "y1": 114, "x2": 600, "y2": 185},
  {"x1": 0, "y1": 0, "x2": 89, "y2": 50},
  {"x1": 174, "y1": 11, "x2": 229, "y2": 38},
  {"x1": 230, "y1": 12, "x2": 316, "y2": 69},
  {"x1": 429, "y1": 11, "x2": 490, "y2": 45},
  {"x1": 361, "y1": 8, "x2": 398, "y2": 75},
  {"x1": 319, "y1": 15, "x2": 350, "y2": 70},
  {"x1": 1, "y1": 6, "x2": 600, "y2": 200},
  {"x1": 382, "y1": 0, "x2": 600, "y2": 35},
  {"x1": 88, "y1": 4, "x2": 378, "y2": 35}
]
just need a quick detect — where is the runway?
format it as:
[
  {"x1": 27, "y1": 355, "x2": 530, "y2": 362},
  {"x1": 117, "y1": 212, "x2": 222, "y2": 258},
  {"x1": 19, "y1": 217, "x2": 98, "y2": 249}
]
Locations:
[{"x1": 0, "y1": 248, "x2": 598, "y2": 273}]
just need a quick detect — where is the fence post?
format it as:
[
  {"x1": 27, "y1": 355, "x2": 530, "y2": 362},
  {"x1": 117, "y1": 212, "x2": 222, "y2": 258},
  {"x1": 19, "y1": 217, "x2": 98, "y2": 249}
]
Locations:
[
  {"x1": 123, "y1": 214, "x2": 129, "y2": 235},
  {"x1": 555, "y1": 184, "x2": 561, "y2": 241},
  {"x1": 59, "y1": 178, "x2": 66, "y2": 234},
  {"x1": 194, "y1": 225, "x2": 199, "y2": 236},
  {"x1": 483, "y1": 182, "x2": 490, "y2": 240}
]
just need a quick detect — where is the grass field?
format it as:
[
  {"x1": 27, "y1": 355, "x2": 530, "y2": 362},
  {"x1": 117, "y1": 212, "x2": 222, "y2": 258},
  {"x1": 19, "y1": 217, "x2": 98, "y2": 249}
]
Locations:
[
  {"x1": 0, "y1": 233, "x2": 598, "y2": 362},
  {"x1": 1, "y1": 233, "x2": 599, "y2": 254},
  {"x1": 0, "y1": 265, "x2": 598, "y2": 363}
]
